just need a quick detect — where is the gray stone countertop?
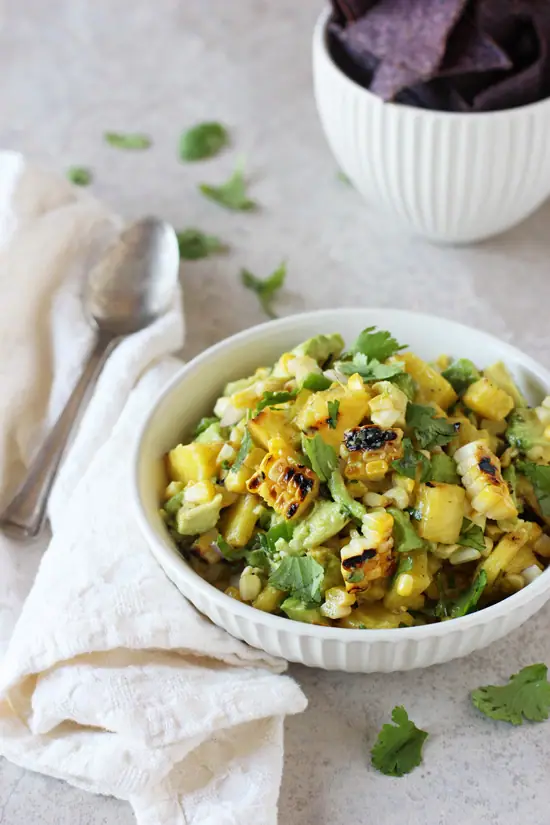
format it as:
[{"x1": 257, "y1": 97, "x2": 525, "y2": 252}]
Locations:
[{"x1": 1, "y1": 0, "x2": 550, "y2": 822}]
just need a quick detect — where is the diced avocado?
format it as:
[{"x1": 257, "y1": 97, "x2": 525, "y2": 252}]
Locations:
[
  {"x1": 310, "y1": 547, "x2": 345, "y2": 591},
  {"x1": 280, "y1": 597, "x2": 330, "y2": 625},
  {"x1": 328, "y1": 470, "x2": 367, "y2": 521},
  {"x1": 484, "y1": 361, "x2": 527, "y2": 408},
  {"x1": 429, "y1": 453, "x2": 460, "y2": 484},
  {"x1": 289, "y1": 501, "x2": 350, "y2": 551},
  {"x1": 195, "y1": 422, "x2": 224, "y2": 443},
  {"x1": 175, "y1": 494, "x2": 223, "y2": 535},
  {"x1": 223, "y1": 372, "x2": 261, "y2": 398},
  {"x1": 441, "y1": 358, "x2": 480, "y2": 396},
  {"x1": 506, "y1": 409, "x2": 549, "y2": 453},
  {"x1": 291, "y1": 333, "x2": 345, "y2": 365}
]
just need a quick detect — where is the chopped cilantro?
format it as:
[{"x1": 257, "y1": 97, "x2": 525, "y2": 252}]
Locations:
[
  {"x1": 442, "y1": 359, "x2": 480, "y2": 395},
  {"x1": 260, "y1": 521, "x2": 294, "y2": 555},
  {"x1": 232, "y1": 428, "x2": 252, "y2": 471},
  {"x1": 348, "y1": 327, "x2": 407, "y2": 362},
  {"x1": 104, "y1": 132, "x2": 151, "y2": 150},
  {"x1": 176, "y1": 228, "x2": 227, "y2": 260},
  {"x1": 429, "y1": 453, "x2": 460, "y2": 484},
  {"x1": 387, "y1": 508, "x2": 427, "y2": 553},
  {"x1": 406, "y1": 403, "x2": 457, "y2": 450},
  {"x1": 302, "y1": 373, "x2": 332, "y2": 391},
  {"x1": 338, "y1": 353, "x2": 403, "y2": 382},
  {"x1": 199, "y1": 161, "x2": 256, "y2": 211},
  {"x1": 301, "y1": 434, "x2": 339, "y2": 482},
  {"x1": 327, "y1": 399, "x2": 340, "y2": 429},
  {"x1": 517, "y1": 461, "x2": 550, "y2": 516},
  {"x1": 392, "y1": 438, "x2": 431, "y2": 482},
  {"x1": 471, "y1": 663, "x2": 550, "y2": 725},
  {"x1": 395, "y1": 555, "x2": 414, "y2": 577},
  {"x1": 67, "y1": 166, "x2": 92, "y2": 186},
  {"x1": 179, "y1": 122, "x2": 228, "y2": 161},
  {"x1": 269, "y1": 556, "x2": 325, "y2": 603},
  {"x1": 457, "y1": 519, "x2": 486, "y2": 553},
  {"x1": 216, "y1": 534, "x2": 244, "y2": 562},
  {"x1": 255, "y1": 389, "x2": 296, "y2": 414},
  {"x1": 371, "y1": 706, "x2": 428, "y2": 777},
  {"x1": 241, "y1": 261, "x2": 286, "y2": 318},
  {"x1": 449, "y1": 570, "x2": 487, "y2": 618},
  {"x1": 389, "y1": 371, "x2": 416, "y2": 400}
]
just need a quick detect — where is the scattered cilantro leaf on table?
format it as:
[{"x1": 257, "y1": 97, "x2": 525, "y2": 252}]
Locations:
[
  {"x1": 269, "y1": 556, "x2": 324, "y2": 603},
  {"x1": 241, "y1": 261, "x2": 286, "y2": 318},
  {"x1": 517, "y1": 461, "x2": 550, "y2": 516},
  {"x1": 199, "y1": 161, "x2": 256, "y2": 211},
  {"x1": 67, "y1": 166, "x2": 92, "y2": 186},
  {"x1": 176, "y1": 228, "x2": 227, "y2": 260},
  {"x1": 406, "y1": 403, "x2": 457, "y2": 450},
  {"x1": 104, "y1": 132, "x2": 151, "y2": 150},
  {"x1": 471, "y1": 663, "x2": 550, "y2": 725},
  {"x1": 179, "y1": 122, "x2": 229, "y2": 161},
  {"x1": 371, "y1": 706, "x2": 428, "y2": 777},
  {"x1": 327, "y1": 399, "x2": 340, "y2": 429},
  {"x1": 301, "y1": 434, "x2": 339, "y2": 482}
]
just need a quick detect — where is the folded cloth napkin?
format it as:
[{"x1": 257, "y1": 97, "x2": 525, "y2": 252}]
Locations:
[{"x1": 0, "y1": 152, "x2": 307, "y2": 825}]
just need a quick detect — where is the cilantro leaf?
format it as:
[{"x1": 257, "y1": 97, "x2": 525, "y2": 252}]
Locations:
[
  {"x1": 389, "y1": 371, "x2": 416, "y2": 400},
  {"x1": 176, "y1": 228, "x2": 227, "y2": 260},
  {"x1": 104, "y1": 132, "x2": 151, "y2": 150},
  {"x1": 457, "y1": 518, "x2": 486, "y2": 553},
  {"x1": 348, "y1": 327, "x2": 407, "y2": 362},
  {"x1": 395, "y1": 554, "x2": 414, "y2": 577},
  {"x1": 449, "y1": 569, "x2": 487, "y2": 618},
  {"x1": 471, "y1": 663, "x2": 550, "y2": 725},
  {"x1": 371, "y1": 706, "x2": 428, "y2": 777},
  {"x1": 232, "y1": 428, "x2": 252, "y2": 471},
  {"x1": 406, "y1": 403, "x2": 457, "y2": 450},
  {"x1": 241, "y1": 261, "x2": 286, "y2": 318},
  {"x1": 301, "y1": 434, "x2": 339, "y2": 482},
  {"x1": 193, "y1": 416, "x2": 218, "y2": 438},
  {"x1": 255, "y1": 389, "x2": 296, "y2": 414},
  {"x1": 429, "y1": 453, "x2": 460, "y2": 484},
  {"x1": 387, "y1": 508, "x2": 427, "y2": 553},
  {"x1": 517, "y1": 461, "x2": 550, "y2": 516},
  {"x1": 244, "y1": 546, "x2": 271, "y2": 573},
  {"x1": 269, "y1": 556, "x2": 325, "y2": 603},
  {"x1": 179, "y1": 122, "x2": 228, "y2": 161},
  {"x1": 442, "y1": 359, "x2": 480, "y2": 396},
  {"x1": 337, "y1": 353, "x2": 403, "y2": 382},
  {"x1": 302, "y1": 373, "x2": 332, "y2": 391},
  {"x1": 216, "y1": 534, "x2": 245, "y2": 562},
  {"x1": 67, "y1": 166, "x2": 92, "y2": 186},
  {"x1": 392, "y1": 438, "x2": 431, "y2": 482},
  {"x1": 199, "y1": 161, "x2": 256, "y2": 211},
  {"x1": 327, "y1": 399, "x2": 340, "y2": 429},
  {"x1": 260, "y1": 521, "x2": 294, "y2": 555}
]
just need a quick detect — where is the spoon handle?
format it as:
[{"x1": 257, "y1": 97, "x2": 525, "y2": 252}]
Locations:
[{"x1": 0, "y1": 331, "x2": 120, "y2": 539}]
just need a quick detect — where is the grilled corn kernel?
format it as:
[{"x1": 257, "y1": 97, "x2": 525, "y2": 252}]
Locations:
[
  {"x1": 239, "y1": 571, "x2": 262, "y2": 602},
  {"x1": 364, "y1": 492, "x2": 388, "y2": 508},
  {"x1": 247, "y1": 451, "x2": 319, "y2": 520},
  {"x1": 364, "y1": 460, "x2": 390, "y2": 481},
  {"x1": 343, "y1": 425, "x2": 403, "y2": 481},
  {"x1": 320, "y1": 587, "x2": 356, "y2": 619},
  {"x1": 384, "y1": 486, "x2": 410, "y2": 510},
  {"x1": 454, "y1": 440, "x2": 518, "y2": 521},
  {"x1": 395, "y1": 573, "x2": 414, "y2": 597},
  {"x1": 340, "y1": 511, "x2": 394, "y2": 593}
]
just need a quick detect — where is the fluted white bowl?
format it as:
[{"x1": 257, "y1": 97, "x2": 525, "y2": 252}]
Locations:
[
  {"x1": 313, "y1": 8, "x2": 550, "y2": 244},
  {"x1": 133, "y1": 309, "x2": 550, "y2": 672}
]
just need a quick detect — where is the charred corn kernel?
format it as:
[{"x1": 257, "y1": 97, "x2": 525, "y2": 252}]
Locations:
[
  {"x1": 389, "y1": 351, "x2": 457, "y2": 409},
  {"x1": 247, "y1": 451, "x2": 319, "y2": 520},
  {"x1": 370, "y1": 381, "x2": 408, "y2": 428},
  {"x1": 166, "y1": 442, "x2": 221, "y2": 483},
  {"x1": 395, "y1": 573, "x2": 414, "y2": 597},
  {"x1": 347, "y1": 373, "x2": 365, "y2": 393},
  {"x1": 183, "y1": 480, "x2": 217, "y2": 504},
  {"x1": 225, "y1": 585, "x2": 243, "y2": 602},
  {"x1": 239, "y1": 571, "x2": 262, "y2": 602},
  {"x1": 416, "y1": 483, "x2": 466, "y2": 544},
  {"x1": 364, "y1": 460, "x2": 390, "y2": 481},
  {"x1": 454, "y1": 440, "x2": 518, "y2": 521},
  {"x1": 338, "y1": 604, "x2": 414, "y2": 629},
  {"x1": 340, "y1": 511, "x2": 394, "y2": 593},
  {"x1": 295, "y1": 383, "x2": 371, "y2": 450},
  {"x1": 480, "y1": 523, "x2": 532, "y2": 587},
  {"x1": 164, "y1": 480, "x2": 184, "y2": 500},
  {"x1": 364, "y1": 492, "x2": 388, "y2": 508},
  {"x1": 463, "y1": 378, "x2": 514, "y2": 422},
  {"x1": 501, "y1": 574, "x2": 525, "y2": 593},
  {"x1": 225, "y1": 446, "x2": 267, "y2": 494},
  {"x1": 221, "y1": 493, "x2": 261, "y2": 547},
  {"x1": 534, "y1": 533, "x2": 550, "y2": 558},
  {"x1": 320, "y1": 587, "x2": 356, "y2": 619},
  {"x1": 450, "y1": 547, "x2": 482, "y2": 565}
]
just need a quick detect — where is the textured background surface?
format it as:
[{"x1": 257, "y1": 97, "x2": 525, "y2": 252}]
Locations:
[{"x1": 1, "y1": 0, "x2": 550, "y2": 822}]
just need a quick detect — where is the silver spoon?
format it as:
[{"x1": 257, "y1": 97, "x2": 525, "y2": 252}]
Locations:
[{"x1": 0, "y1": 216, "x2": 180, "y2": 539}]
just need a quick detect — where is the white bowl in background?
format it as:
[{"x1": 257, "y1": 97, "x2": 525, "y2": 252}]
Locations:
[
  {"x1": 313, "y1": 8, "x2": 550, "y2": 244},
  {"x1": 133, "y1": 309, "x2": 550, "y2": 672}
]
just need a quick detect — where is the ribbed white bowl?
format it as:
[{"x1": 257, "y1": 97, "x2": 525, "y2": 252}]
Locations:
[
  {"x1": 313, "y1": 9, "x2": 550, "y2": 244},
  {"x1": 133, "y1": 309, "x2": 550, "y2": 673}
]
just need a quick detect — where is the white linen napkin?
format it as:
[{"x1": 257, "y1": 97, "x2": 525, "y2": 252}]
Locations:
[{"x1": 0, "y1": 151, "x2": 307, "y2": 825}]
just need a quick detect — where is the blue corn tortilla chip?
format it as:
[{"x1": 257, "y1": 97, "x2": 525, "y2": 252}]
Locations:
[
  {"x1": 439, "y1": 15, "x2": 512, "y2": 77},
  {"x1": 331, "y1": 0, "x2": 378, "y2": 21}
]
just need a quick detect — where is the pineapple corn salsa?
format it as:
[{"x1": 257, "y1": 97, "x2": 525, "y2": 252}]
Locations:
[{"x1": 161, "y1": 327, "x2": 550, "y2": 628}]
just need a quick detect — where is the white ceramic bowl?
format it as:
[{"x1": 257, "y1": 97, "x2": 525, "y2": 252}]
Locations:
[
  {"x1": 133, "y1": 309, "x2": 550, "y2": 672},
  {"x1": 313, "y1": 8, "x2": 550, "y2": 244}
]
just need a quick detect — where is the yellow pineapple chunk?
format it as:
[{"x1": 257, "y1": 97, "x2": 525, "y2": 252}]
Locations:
[
  {"x1": 247, "y1": 451, "x2": 319, "y2": 520},
  {"x1": 390, "y1": 351, "x2": 457, "y2": 410},
  {"x1": 338, "y1": 603, "x2": 414, "y2": 629},
  {"x1": 294, "y1": 382, "x2": 371, "y2": 450},
  {"x1": 463, "y1": 377, "x2": 514, "y2": 422},
  {"x1": 220, "y1": 493, "x2": 261, "y2": 547},
  {"x1": 248, "y1": 407, "x2": 298, "y2": 451},
  {"x1": 416, "y1": 482, "x2": 466, "y2": 544},
  {"x1": 225, "y1": 446, "x2": 266, "y2": 493},
  {"x1": 166, "y1": 443, "x2": 221, "y2": 483},
  {"x1": 480, "y1": 524, "x2": 531, "y2": 586}
]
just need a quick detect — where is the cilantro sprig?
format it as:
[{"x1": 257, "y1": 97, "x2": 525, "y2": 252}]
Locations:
[
  {"x1": 255, "y1": 389, "x2": 296, "y2": 414},
  {"x1": 232, "y1": 428, "x2": 252, "y2": 471},
  {"x1": 268, "y1": 556, "x2": 325, "y2": 603},
  {"x1": 388, "y1": 508, "x2": 427, "y2": 554},
  {"x1": 337, "y1": 353, "x2": 403, "y2": 382},
  {"x1": 199, "y1": 161, "x2": 257, "y2": 211},
  {"x1": 517, "y1": 461, "x2": 550, "y2": 516},
  {"x1": 472, "y1": 663, "x2": 550, "y2": 725},
  {"x1": 371, "y1": 706, "x2": 428, "y2": 777},
  {"x1": 301, "y1": 434, "x2": 339, "y2": 482},
  {"x1": 392, "y1": 438, "x2": 431, "y2": 482},
  {"x1": 179, "y1": 122, "x2": 229, "y2": 161},
  {"x1": 327, "y1": 399, "x2": 340, "y2": 429},
  {"x1": 457, "y1": 519, "x2": 486, "y2": 553},
  {"x1": 241, "y1": 261, "x2": 286, "y2": 318},
  {"x1": 348, "y1": 327, "x2": 407, "y2": 362},
  {"x1": 104, "y1": 131, "x2": 151, "y2": 150},
  {"x1": 406, "y1": 403, "x2": 457, "y2": 450}
]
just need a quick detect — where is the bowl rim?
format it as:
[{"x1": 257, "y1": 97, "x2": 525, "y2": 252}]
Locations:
[
  {"x1": 313, "y1": 7, "x2": 550, "y2": 122},
  {"x1": 132, "y1": 307, "x2": 550, "y2": 644}
]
